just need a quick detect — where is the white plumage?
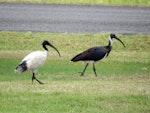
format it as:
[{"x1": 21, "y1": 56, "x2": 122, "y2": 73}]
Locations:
[
  {"x1": 15, "y1": 40, "x2": 60, "y2": 84},
  {"x1": 22, "y1": 51, "x2": 48, "y2": 73}
]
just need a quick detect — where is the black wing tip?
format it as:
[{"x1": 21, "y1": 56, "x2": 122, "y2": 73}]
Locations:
[
  {"x1": 71, "y1": 58, "x2": 76, "y2": 62},
  {"x1": 15, "y1": 61, "x2": 27, "y2": 73},
  {"x1": 71, "y1": 56, "x2": 79, "y2": 62}
]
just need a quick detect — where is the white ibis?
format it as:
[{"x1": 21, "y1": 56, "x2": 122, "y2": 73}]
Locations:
[
  {"x1": 71, "y1": 34, "x2": 125, "y2": 77},
  {"x1": 15, "y1": 40, "x2": 61, "y2": 84}
]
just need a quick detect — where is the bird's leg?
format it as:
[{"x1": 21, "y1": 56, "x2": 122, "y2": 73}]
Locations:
[
  {"x1": 81, "y1": 63, "x2": 89, "y2": 76},
  {"x1": 93, "y1": 63, "x2": 97, "y2": 77},
  {"x1": 32, "y1": 73, "x2": 35, "y2": 84},
  {"x1": 32, "y1": 73, "x2": 44, "y2": 84}
]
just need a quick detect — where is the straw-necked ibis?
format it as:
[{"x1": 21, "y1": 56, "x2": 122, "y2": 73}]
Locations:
[
  {"x1": 15, "y1": 40, "x2": 61, "y2": 84},
  {"x1": 71, "y1": 34, "x2": 125, "y2": 77}
]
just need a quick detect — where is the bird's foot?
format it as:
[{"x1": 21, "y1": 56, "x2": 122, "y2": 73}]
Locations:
[
  {"x1": 35, "y1": 79, "x2": 44, "y2": 85},
  {"x1": 80, "y1": 73, "x2": 84, "y2": 77},
  {"x1": 78, "y1": 72, "x2": 84, "y2": 76},
  {"x1": 38, "y1": 81, "x2": 44, "y2": 85}
]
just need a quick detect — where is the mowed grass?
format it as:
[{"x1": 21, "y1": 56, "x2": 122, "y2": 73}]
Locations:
[
  {"x1": 0, "y1": 31, "x2": 150, "y2": 113},
  {"x1": 1, "y1": 0, "x2": 150, "y2": 7}
]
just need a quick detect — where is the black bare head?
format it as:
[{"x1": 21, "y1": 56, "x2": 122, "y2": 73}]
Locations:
[
  {"x1": 110, "y1": 34, "x2": 125, "y2": 47},
  {"x1": 42, "y1": 40, "x2": 61, "y2": 57}
]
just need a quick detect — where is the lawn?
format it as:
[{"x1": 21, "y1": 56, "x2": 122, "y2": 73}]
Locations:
[
  {"x1": 1, "y1": 0, "x2": 150, "y2": 7},
  {"x1": 0, "y1": 32, "x2": 150, "y2": 113}
]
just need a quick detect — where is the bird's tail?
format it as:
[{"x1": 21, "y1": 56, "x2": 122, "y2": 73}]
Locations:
[
  {"x1": 15, "y1": 61, "x2": 27, "y2": 73},
  {"x1": 71, "y1": 54, "x2": 81, "y2": 62}
]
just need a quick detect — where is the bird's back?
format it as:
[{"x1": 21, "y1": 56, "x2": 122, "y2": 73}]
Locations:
[{"x1": 71, "y1": 46, "x2": 108, "y2": 62}]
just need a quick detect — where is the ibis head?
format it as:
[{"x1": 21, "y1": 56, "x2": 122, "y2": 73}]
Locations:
[
  {"x1": 110, "y1": 34, "x2": 125, "y2": 47},
  {"x1": 42, "y1": 40, "x2": 61, "y2": 57}
]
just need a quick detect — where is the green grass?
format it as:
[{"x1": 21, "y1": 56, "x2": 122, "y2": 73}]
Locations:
[
  {"x1": 0, "y1": 31, "x2": 150, "y2": 113},
  {"x1": 1, "y1": 0, "x2": 150, "y2": 7}
]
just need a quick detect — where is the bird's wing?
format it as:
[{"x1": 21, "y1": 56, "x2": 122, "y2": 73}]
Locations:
[
  {"x1": 71, "y1": 47, "x2": 108, "y2": 62},
  {"x1": 20, "y1": 51, "x2": 47, "y2": 69},
  {"x1": 21, "y1": 51, "x2": 39, "y2": 63},
  {"x1": 21, "y1": 51, "x2": 45, "y2": 61}
]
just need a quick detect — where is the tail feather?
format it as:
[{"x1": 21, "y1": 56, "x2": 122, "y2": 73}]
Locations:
[
  {"x1": 71, "y1": 54, "x2": 81, "y2": 62},
  {"x1": 15, "y1": 61, "x2": 27, "y2": 73}
]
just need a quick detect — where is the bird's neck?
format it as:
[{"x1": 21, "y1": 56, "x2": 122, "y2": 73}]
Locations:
[
  {"x1": 108, "y1": 36, "x2": 113, "y2": 47},
  {"x1": 43, "y1": 44, "x2": 48, "y2": 51},
  {"x1": 44, "y1": 50, "x2": 49, "y2": 57},
  {"x1": 43, "y1": 45, "x2": 49, "y2": 57},
  {"x1": 106, "y1": 36, "x2": 112, "y2": 53}
]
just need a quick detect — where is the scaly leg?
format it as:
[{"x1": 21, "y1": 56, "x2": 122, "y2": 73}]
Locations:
[
  {"x1": 32, "y1": 73, "x2": 44, "y2": 84},
  {"x1": 93, "y1": 63, "x2": 97, "y2": 77},
  {"x1": 80, "y1": 63, "x2": 89, "y2": 76}
]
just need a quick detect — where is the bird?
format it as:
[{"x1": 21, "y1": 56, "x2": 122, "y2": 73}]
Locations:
[
  {"x1": 15, "y1": 40, "x2": 61, "y2": 84},
  {"x1": 71, "y1": 34, "x2": 125, "y2": 77}
]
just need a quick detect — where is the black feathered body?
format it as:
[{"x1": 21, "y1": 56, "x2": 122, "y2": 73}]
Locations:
[{"x1": 71, "y1": 45, "x2": 112, "y2": 62}]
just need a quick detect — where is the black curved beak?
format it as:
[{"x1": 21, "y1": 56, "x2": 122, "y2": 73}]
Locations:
[
  {"x1": 49, "y1": 43, "x2": 61, "y2": 57},
  {"x1": 114, "y1": 36, "x2": 125, "y2": 47}
]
